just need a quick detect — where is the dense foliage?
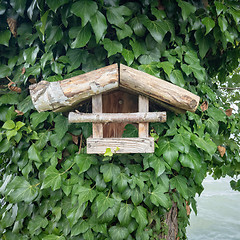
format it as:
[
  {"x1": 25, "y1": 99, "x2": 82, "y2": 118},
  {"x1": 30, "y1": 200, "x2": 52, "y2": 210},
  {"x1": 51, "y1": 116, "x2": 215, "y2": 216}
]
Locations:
[{"x1": 0, "y1": 0, "x2": 240, "y2": 239}]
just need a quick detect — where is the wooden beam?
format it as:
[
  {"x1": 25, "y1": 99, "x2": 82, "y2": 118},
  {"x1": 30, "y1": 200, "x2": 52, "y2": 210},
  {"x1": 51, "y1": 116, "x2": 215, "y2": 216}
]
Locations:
[
  {"x1": 29, "y1": 64, "x2": 119, "y2": 112},
  {"x1": 92, "y1": 94, "x2": 103, "y2": 138},
  {"x1": 138, "y1": 95, "x2": 149, "y2": 137},
  {"x1": 119, "y1": 64, "x2": 200, "y2": 112},
  {"x1": 87, "y1": 137, "x2": 154, "y2": 154},
  {"x1": 68, "y1": 112, "x2": 167, "y2": 123}
]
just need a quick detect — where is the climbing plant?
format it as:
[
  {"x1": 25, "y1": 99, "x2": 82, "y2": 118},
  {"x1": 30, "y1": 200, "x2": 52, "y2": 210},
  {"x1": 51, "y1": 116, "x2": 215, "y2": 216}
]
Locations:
[{"x1": 0, "y1": 0, "x2": 240, "y2": 239}]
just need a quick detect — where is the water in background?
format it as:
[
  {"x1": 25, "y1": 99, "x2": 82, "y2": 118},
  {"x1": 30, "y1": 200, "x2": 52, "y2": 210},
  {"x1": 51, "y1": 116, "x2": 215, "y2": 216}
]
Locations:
[{"x1": 187, "y1": 175, "x2": 240, "y2": 240}]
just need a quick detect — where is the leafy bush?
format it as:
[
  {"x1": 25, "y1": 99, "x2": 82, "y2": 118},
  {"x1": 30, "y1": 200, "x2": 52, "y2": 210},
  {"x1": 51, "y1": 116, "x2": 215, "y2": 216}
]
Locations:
[{"x1": 0, "y1": 0, "x2": 240, "y2": 239}]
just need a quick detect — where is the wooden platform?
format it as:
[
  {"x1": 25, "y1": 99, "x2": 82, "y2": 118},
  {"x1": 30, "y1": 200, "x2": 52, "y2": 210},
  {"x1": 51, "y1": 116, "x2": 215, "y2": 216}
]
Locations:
[{"x1": 87, "y1": 137, "x2": 154, "y2": 154}]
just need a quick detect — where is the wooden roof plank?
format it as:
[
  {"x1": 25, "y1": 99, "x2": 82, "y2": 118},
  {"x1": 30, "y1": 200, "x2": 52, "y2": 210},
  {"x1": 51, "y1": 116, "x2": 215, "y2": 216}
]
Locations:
[
  {"x1": 30, "y1": 64, "x2": 119, "y2": 112},
  {"x1": 119, "y1": 64, "x2": 200, "y2": 113}
]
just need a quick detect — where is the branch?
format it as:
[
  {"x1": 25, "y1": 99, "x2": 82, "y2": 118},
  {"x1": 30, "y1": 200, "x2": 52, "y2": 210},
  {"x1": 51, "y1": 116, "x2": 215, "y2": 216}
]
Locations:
[{"x1": 219, "y1": 87, "x2": 240, "y2": 90}]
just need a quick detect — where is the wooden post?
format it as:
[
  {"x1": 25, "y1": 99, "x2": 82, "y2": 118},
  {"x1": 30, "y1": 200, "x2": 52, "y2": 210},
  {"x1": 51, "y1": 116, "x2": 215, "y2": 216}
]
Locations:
[
  {"x1": 92, "y1": 94, "x2": 103, "y2": 138},
  {"x1": 139, "y1": 95, "x2": 149, "y2": 137}
]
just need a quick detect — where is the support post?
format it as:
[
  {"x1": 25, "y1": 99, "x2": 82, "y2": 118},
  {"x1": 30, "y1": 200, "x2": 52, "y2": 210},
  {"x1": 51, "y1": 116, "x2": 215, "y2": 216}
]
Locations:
[
  {"x1": 92, "y1": 94, "x2": 103, "y2": 138},
  {"x1": 139, "y1": 95, "x2": 149, "y2": 138}
]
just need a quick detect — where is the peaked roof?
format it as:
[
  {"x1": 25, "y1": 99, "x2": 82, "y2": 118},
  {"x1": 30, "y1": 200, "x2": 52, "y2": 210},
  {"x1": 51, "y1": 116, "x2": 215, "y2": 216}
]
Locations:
[{"x1": 30, "y1": 64, "x2": 200, "y2": 113}]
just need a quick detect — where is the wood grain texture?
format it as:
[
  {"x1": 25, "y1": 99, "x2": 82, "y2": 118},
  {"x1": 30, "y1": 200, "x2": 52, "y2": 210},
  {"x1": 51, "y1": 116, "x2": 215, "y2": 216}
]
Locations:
[
  {"x1": 87, "y1": 137, "x2": 154, "y2": 154},
  {"x1": 102, "y1": 90, "x2": 138, "y2": 138},
  {"x1": 30, "y1": 64, "x2": 119, "y2": 112},
  {"x1": 92, "y1": 94, "x2": 103, "y2": 138},
  {"x1": 68, "y1": 112, "x2": 166, "y2": 123},
  {"x1": 119, "y1": 64, "x2": 200, "y2": 112},
  {"x1": 138, "y1": 95, "x2": 149, "y2": 138}
]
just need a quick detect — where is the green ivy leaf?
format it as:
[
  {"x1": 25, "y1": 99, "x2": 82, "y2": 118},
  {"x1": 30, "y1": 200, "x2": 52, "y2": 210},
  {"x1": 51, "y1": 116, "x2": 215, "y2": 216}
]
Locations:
[
  {"x1": 96, "y1": 193, "x2": 115, "y2": 217},
  {"x1": 28, "y1": 215, "x2": 48, "y2": 235},
  {"x1": 71, "y1": 220, "x2": 89, "y2": 236},
  {"x1": 193, "y1": 135, "x2": 217, "y2": 156},
  {"x1": 90, "y1": 11, "x2": 107, "y2": 43},
  {"x1": 100, "y1": 163, "x2": 121, "y2": 182},
  {"x1": 76, "y1": 185, "x2": 97, "y2": 205},
  {"x1": 71, "y1": 24, "x2": 91, "y2": 48},
  {"x1": 45, "y1": 26, "x2": 63, "y2": 51},
  {"x1": 170, "y1": 175, "x2": 189, "y2": 199},
  {"x1": 40, "y1": 10, "x2": 50, "y2": 35},
  {"x1": 214, "y1": 2, "x2": 227, "y2": 15},
  {"x1": 106, "y1": 6, "x2": 132, "y2": 29},
  {"x1": 40, "y1": 52, "x2": 53, "y2": 69},
  {"x1": 43, "y1": 235, "x2": 65, "y2": 240},
  {"x1": 42, "y1": 166, "x2": 62, "y2": 191},
  {"x1": 51, "y1": 61, "x2": 65, "y2": 75},
  {"x1": 218, "y1": 16, "x2": 228, "y2": 32},
  {"x1": 115, "y1": 24, "x2": 133, "y2": 41},
  {"x1": 122, "y1": 49, "x2": 134, "y2": 66},
  {"x1": 113, "y1": 172, "x2": 129, "y2": 193},
  {"x1": 202, "y1": 17, "x2": 215, "y2": 35},
  {"x1": 179, "y1": 146, "x2": 202, "y2": 172},
  {"x1": 117, "y1": 203, "x2": 133, "y2": 226},
  {"x1": 156, "y1": 139, "x2": 179, "y2": 167},
  {"x1": 109, "y1": 226, "x2": 129, "y2": 240},
  {"x1": 54, "y1": 114, "x2": 68, "y2": 140},
  {"x1": 150, "y1": 185, "x2": 172, "y2": 209},
  {"x1": 71, "y1": 0, "x2": 98, "y2": 27},
  {"x1": 129, "y1": 17, "x2": 146, "y2": 37},
  {"x1": 28, "y1": 144, "x2": 42, "y2": 163},
  {"x1": 130, "y1": 39, "x2": 147, "y2": 58},
  {"x1": 131, "y1": 188, "x2": 143, "y2": 206},
  {"x1": 131, "y1": 206, "x2": 148, "y2": 230},
  {"x1": 10, "y1": 0, "x2": 26, "y2": 16},
  {"x1": 103, "y1": 38, "x2": 123, "y2": 57},
  {"x1": 138, "y1": 64, "x2": 159, "y2": 77},
  {"x1": 66, "y1": 203, "x2": 87, "y2": 227},
  {"x1": 0, "y1": 64, "x2": 11, "y2": 78},
  {"x1": 148, "y1": 154, "x2": 165, "y2": 177},
  {"x1": 169, "y1": 69, "x2": 185, "y2": 87},
  {"x1": 158, "y1": 61, "x2": 174, "y2": 77},
  {"x1": 178, "y1": 0, "x2": 196, "y2": 21},
  {"x1": 66, "y1": 49, "x2": 88, "y2": 72},
  {"x1": 122, "y1": 124, "x2": 138, "y2": 137},
  {"x1": 23, "y1": 46, "x2": 39, "y2": 65},
  {"x1": 30, "y1": 112, "x2": 49, "y2": 129},
  {"x1": 46, "y1": 0, "x2": 69, "y2": 12},
  {"x1": 74, "y1": 154, "x2": 97, "y2": 174},
  {"x1": 143, "y1": 19, "x2": 168, "y2": 43},
  {"x1": 8, "y1": 176, "x2": 39, "y2": 203},
  {"x1": 2, "y1": 120, "x2": 15, "y2": 129},
  {"x1": 0, "y1": 30, "x2": 11, "y2": 46}
]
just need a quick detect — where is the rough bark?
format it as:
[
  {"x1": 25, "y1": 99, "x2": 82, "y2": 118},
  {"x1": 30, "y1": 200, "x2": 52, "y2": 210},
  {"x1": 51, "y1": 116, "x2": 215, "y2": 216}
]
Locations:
[
  {"x1": 120, "y1": 64, "x2": 200, "y2": 112},
  {"x1": 160, "y1": 202, "x2": 179, "y2": 240},
  {"x1": 29, "y1": 64, "x2": 200, "y2": 113},
  {"x1": 29, "y1": 64, "x2": 119, "y2": 112},
  {"x1": 68, "y1": 112, "x2": 166, "y2": 123}
]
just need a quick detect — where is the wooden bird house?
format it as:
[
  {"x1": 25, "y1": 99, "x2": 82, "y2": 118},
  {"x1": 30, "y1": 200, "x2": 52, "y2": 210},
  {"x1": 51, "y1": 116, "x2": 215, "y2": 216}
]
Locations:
[{"x1": 30, "y1": 64, "x2": 200, "y2": 154}]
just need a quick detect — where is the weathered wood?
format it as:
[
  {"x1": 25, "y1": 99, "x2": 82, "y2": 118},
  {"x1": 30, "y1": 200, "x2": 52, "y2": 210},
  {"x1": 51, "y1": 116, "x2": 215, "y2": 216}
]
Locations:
[
  {"x1": 138, "y1": 95, "x2": 149, "y2": 137},
  {"x1": 120, "y1": 64, "x2": 200, "y2": 112},
  {"x1": 92, "y1": 94, "x2": 103, "y2": 138},
  {"x1": 87, "y1": 137, "x2": 154, "y2": 154},
  {"x1": 102, "y1": 90, "x2": 138, "y2": 138},
  {"x1": 68, "y1": 112, "x2": 166, "y2": 123},
  {"x1": 29, "y1": 64, "x2": 119, "y2": 112}
]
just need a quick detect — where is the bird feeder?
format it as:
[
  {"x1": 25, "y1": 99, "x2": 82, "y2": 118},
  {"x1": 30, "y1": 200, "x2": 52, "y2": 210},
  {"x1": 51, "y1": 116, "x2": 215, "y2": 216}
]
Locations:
[{"x1": 30, "y1": 64, "x2": 200, "y2": 154}]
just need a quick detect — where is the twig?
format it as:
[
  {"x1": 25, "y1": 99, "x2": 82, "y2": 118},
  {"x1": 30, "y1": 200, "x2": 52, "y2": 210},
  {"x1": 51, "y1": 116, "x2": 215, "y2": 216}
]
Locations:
[
  {"x1": 219, "y1": 87, "x2": 240, "y2": 90},
  {"x1": 78, "y1": 133, "x2": 83, "y2": 154}
]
